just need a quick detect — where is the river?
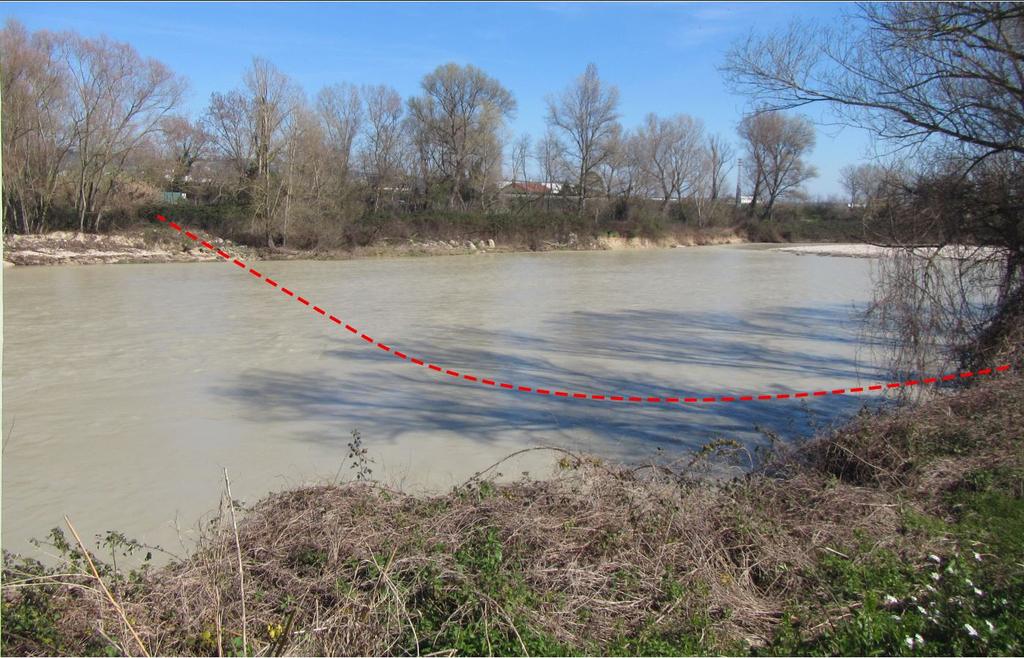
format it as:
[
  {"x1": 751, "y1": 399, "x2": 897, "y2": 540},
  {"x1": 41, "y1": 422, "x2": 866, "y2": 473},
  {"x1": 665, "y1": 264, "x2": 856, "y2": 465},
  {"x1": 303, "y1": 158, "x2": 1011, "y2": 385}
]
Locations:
[{"x1": 2, "y1": 245, "x2": 885, "y2": 558}]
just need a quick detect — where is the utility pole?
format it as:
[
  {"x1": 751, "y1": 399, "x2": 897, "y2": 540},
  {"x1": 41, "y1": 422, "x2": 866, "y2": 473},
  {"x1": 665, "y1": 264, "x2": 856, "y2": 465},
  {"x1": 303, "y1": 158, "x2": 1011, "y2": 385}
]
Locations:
[{"x1": 734, "y1": 157, "x2": 743, "y2": 207}]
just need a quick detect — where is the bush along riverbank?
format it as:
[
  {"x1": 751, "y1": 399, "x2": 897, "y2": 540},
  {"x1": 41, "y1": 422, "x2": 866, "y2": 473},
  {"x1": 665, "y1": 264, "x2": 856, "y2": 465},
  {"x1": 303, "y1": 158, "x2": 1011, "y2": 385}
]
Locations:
[
  {"x1": 3, "y1": 361, "x2": 1022, "y2": 656},
  {"x1": 3, "y1": 200, "x2": 864, "y2": 267}
]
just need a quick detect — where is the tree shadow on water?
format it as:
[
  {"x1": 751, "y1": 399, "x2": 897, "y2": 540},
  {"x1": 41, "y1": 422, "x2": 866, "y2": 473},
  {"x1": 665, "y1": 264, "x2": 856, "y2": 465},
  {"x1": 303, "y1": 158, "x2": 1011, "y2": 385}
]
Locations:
[{"x1": 211, "y1": 304, "x2": 884, "y2": 465}]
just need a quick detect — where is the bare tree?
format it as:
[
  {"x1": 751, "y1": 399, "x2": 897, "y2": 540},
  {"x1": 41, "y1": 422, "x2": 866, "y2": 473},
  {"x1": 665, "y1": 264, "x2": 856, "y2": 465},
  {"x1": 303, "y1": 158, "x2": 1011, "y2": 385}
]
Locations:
[
  {"x1": 160, "y1": 116, "x2": 211, "y2": 190},
  {"x1": 1, "y1": 20, "x2": 74, "y2": 233},
  {"x1": 534, "y1": 129, "x2": 566, "y2": 210},
  {"x1": 634, "y1": 113, "x2": 705, "y2": 214},
  {"x1": 706, "y1": 134, "x2": 734, "y2": 202},
  {"x1": 737, "y1": 111, "x2": 817, "y2": 220},
  {"x1": 58, "y1": 32, "x2": 185, "y2": 231},
  {"x1": 207, "y1": 57, "x2": 299, "y2": 245},
  {"x1": 535, "y1": 129, "x2": 565, "y2": 183},
  {"x1": 246, "y1": 58, "x2": 300, "y2": 245},
  {"x1": 839, "y1": 162, "x2": 895, "y2": 209},
  {"x1": 510, "y1": 133, "x2": 531, "y2": 186},
  {"x1": 407, "y1": 63, "x2": 516, "y2": 209},
  {"x1": 724, "y1": 2, "x2": 1024, "y2": 371},
  {"x1": 360, "y1": 84, "x2": 406, "y2": 212},
  {"x1": 595, "y1": 123, "x2": 626, "y2": 199},
  {"x1": 723, "y1": 3, "x2": 1024, "y2": 164},
  {"x1": 546, "y1": 63, "x2": 621, "y2": 214},
  {"x1": 279, "y1": 103, "x2": 331, "y2": 246},
  {"x1": 316, "y1": 83, "x2": 362, "y2": 188}
]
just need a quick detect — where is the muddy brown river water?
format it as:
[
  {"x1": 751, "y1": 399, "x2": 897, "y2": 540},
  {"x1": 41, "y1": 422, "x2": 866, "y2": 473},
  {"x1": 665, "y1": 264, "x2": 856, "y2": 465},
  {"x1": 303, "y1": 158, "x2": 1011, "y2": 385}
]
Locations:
[{"x1": 3, "y1": 245, "x2": 886, "y2": 558}]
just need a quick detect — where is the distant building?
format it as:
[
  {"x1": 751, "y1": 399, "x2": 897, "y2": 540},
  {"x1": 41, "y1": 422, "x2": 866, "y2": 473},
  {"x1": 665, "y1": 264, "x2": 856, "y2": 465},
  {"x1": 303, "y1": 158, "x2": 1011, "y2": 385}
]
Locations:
[
  {"x1": 738, "y1": 195, "x2": 753, "y2": 205},
  {"x1": 499, "y1": 181, "x2": 563, "y2": 195},
  {"x1": 162, "y1": 191, "x2": 187, "y2": 204}
]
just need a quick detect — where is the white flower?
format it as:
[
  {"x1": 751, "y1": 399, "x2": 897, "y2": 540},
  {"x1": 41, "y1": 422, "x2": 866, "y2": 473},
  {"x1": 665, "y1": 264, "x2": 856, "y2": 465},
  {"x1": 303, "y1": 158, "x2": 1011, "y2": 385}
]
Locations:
[
  {"x1": 974, "y1": 587, "x2": 984, "y2": 596},
  {"x1": 884, "y1": 594, "x2": 899, "y2": 605},
  {"x1": 965, "y1": 623, "x2": 979, "y2": 637},
  {"x1": 915, "y1": 634, "x2": 924, "y2": 645},
  {"x1": 904, "y1": 636, "x2": 915, "y2": 648},
  {"x1": 929, "y1": 554, "x2": 941, "y2": 563}
]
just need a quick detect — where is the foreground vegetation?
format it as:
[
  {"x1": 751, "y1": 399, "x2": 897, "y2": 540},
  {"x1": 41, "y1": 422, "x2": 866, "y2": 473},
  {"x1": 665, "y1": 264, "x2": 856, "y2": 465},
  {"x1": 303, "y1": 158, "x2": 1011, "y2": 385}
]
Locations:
[{"x1": 3, "y1": 349, "x2": 1021, "y2": 656}]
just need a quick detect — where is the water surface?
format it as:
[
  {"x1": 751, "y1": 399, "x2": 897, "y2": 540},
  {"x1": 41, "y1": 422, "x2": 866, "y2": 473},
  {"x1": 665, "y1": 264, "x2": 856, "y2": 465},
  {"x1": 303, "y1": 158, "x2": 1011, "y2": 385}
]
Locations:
[{"x1": 3, "y1": 245, "x2": 884, "y2": 557}]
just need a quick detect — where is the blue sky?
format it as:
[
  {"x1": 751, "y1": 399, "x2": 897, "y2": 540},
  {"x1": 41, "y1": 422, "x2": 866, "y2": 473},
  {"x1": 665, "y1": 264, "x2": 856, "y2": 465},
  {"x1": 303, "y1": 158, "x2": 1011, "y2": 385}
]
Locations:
[{"x1": 2, "y1": 2, "x2": 876, "y2": 197}]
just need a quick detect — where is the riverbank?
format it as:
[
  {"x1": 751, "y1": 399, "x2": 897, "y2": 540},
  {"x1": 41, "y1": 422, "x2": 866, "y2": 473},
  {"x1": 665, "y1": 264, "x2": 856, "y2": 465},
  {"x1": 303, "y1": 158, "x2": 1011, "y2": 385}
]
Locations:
[
  {"x1": 774, "y1": 243, "x2": 1008, "y2": 259},
  {"x1": 4, "y1": 355, "x2": 1021, "y2": 656},
  {"x1": 2, "y1": 231, "x2": 259, "y2": 267},
  {"x1": 2, "y1": 226, "x2": 744, "y2": 266}
]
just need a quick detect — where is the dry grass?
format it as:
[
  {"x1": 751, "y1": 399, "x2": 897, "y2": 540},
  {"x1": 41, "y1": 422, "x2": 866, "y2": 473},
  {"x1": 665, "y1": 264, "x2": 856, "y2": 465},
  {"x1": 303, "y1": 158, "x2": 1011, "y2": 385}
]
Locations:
[{"x1": 3, "y1": 366, "x2": 1022, "y2": 656}]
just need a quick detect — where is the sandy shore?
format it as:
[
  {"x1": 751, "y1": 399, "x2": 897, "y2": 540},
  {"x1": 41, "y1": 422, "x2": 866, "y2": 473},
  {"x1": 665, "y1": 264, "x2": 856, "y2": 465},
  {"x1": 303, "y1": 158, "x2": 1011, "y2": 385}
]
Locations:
[
  {"x1": 773, "y1": 243, "x2": 1005, "y2": 259},
  {"x1": 3, "y1": 231, "x2": 257, "y2": 266}
]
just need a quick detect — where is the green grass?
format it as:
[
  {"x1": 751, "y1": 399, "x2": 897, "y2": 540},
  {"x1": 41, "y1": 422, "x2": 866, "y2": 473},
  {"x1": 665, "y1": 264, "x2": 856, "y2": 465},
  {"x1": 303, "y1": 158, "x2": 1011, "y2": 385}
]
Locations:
[{"x1": 761, "y1": 465, "x2": 1024, "y2": 656}]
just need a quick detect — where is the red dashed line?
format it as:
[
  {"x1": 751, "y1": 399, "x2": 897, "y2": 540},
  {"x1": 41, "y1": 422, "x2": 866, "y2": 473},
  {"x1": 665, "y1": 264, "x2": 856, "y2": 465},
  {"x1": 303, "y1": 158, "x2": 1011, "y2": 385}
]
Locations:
[{"x1": 152, "y1": 215, "x2": 1014, "y2": 405}]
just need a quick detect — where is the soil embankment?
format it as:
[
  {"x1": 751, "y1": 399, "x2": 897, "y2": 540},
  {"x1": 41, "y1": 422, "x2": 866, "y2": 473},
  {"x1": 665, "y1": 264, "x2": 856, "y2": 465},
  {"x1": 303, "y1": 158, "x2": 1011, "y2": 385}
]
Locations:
[
  {"x1": 3, "y1": 231, "x2": 255, "y2": 266},
  {"x1": 4, "y1": 227, "x2": 745, "y2": 266}
]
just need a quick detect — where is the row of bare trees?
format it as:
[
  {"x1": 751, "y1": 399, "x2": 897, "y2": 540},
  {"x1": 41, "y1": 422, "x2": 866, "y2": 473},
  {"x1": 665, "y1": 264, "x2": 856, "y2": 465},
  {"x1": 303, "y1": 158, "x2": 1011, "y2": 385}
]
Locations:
[
  {"x1": 2, "y1": 17, "x2": 822, "y2": 244},
  {"x1": 1, "y1": 20, "x2": 185, "y2": 233}
]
